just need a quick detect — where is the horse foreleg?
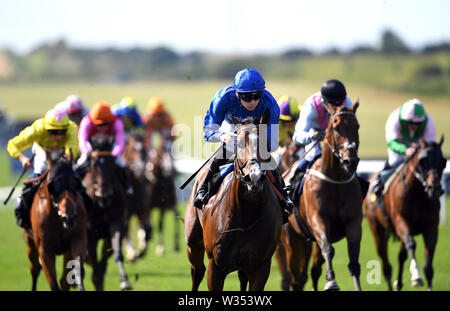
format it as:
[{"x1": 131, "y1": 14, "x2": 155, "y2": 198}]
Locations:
[
  {"x1": 60, "y1": 252, "x2": 72, "y2": 291},
  {"x1": 238, "y1": 270, "x2": 248, "y2": 291},
  {"x1": 275, "y1": 238, "x2": 291, "y2": 291},
  {"x1": 38, "y1": 245, "x2": 59, "y2": 291},
  {"x1": 394, "y1": 242, "x2": 407, "y2": 291},
  {"x1": 24, "y1": 232, "x2": 41, "y2": 291},
  {"x1": 207, "y1": 258, "x2": 225, "y2": 291},
  {"x1": 314, "y1": 231, "x2": 338, "y2": 291},
  {"x1": 346, "y1": 221, "x2": 362, "y2": 291},
  {"x1": 70, "y1": 237, "x2": 87, "y2": 291},
  {"x1": 248, "y1": 259, "x2": 272, "y2": 291},
  {"x1": 284, "y1": 224, "x2": 310, "y2": 291},
  {"x1": 310, "y1": 243, "x2": 325, "y2": 291},
  {"x1": 366, "y1": 209, "x2": 392, "y2": 291},
  {"x1": 87, "y1": 233, "x2": 102, "y2": 291},
  {"x1": 136, "y1": 206, "x2": 152, "y2": 259},
  {"x1": 172, "y1": 205, "x2": 181, "y2": 252},
  {"x1": 110, "y1": 224, "x2": 132, "y2": 290},
  {"x1": 395, "y1": 221, "x2": 423, "y2": 289},
  {"x1": 422, "y1": 227, "x2": 438, "y2": 291},
  {"x1": 156, "y1": 209, "x2": 165, "y2": 256}
]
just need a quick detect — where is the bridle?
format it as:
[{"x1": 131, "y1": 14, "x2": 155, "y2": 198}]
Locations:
[
  {"x1": 233, "y1": 125, "x2": 267, "y2": 182},
  {"x1": 323, "y1": 110, "x2": 359, "y2": 168}
]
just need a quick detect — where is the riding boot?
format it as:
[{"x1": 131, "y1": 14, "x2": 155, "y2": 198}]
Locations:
[
  {"x1": 270, "y1": 168, "x2": 295, "y2": 224},
  {"x1": 289, "y1": 158, "x2": 311, "y2": 199},
  {"x1": 193, "y1": 157, "x2": 228, "y2": 210},
  {"x1": 14, "y1": 182, "x2": 39, "y2": 230}
]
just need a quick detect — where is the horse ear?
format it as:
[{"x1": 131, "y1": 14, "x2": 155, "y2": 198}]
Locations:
[
  {"x1": 352, "y1": 99, "x2": 359, "y2": 113},
  {"x1": 439, "y1": 134, "x2": 444, "y2": 147},
  {"x1": 260, "y1": 108, "x2": 270, "y2": 125}
]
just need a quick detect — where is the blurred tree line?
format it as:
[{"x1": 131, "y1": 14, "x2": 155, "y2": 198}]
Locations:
[{"x1": 0, "y1": 29, "x2": 449, "y2": 95}]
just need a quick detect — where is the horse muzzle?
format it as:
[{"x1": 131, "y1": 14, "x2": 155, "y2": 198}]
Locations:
[
  {"x1": 342, "y1": 157, "x2": 359, "y2": 174},
  {"x1": 61, "y1": 214, "x2": 77, "y2": 229}
]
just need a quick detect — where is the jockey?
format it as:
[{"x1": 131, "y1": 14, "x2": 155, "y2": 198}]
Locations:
[
  {"x1": 193, "y1": 68, "x2": 294, "y2": 219},
  {"x1": 272, "y1": 95, "x2": 304, "y2": 165},
  {"x1": 142, "y1": 96, "x2": 175, "y2": 150},
  {"x1": 289, "y1": 79, "x2": 353, "y2": 187},
  {"x1": 76, "y1": 100, "x2": 133, "y2": 195},
  {"x1": 370, "y1": 98, "x2": 436, "y2": 201},
  {"x1": 54, "y1": 94, "x2": 88, "y2": 126},
  {"x1": 112, "y1": 96, "x2": 145, "y2": 134},
  {"x1": 7, "y1": 109, "x2": 79, "y2": 230}
]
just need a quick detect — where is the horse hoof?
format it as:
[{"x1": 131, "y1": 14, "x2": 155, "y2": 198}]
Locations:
[
  {"x1": 412, "y1": 278, "x2": 424, "y2": 287},
  {"x1": 156, "y1": 245, "x2": 165, "y2": 257},
  {"x1": 393, "y1": 280, "x2": 400, "y2": 291},
  {"x1": 120, "y1": 281, "x2": 132, "y2": 291},
  {"x1": 324, "y1": 280, "x2": 340, "y2": 291}
]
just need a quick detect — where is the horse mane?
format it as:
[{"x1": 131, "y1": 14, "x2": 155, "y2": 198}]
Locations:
[{"x1": 48, "y1": 151, "x2": 77, "y2": 197}]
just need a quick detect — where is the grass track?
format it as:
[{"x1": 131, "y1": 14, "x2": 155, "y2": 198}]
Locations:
[{"x1": 0, "y1": 199, "x2": 449, "y2": 291}]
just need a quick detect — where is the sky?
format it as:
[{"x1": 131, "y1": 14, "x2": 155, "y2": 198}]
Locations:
[{"x1": 1, "y1": 0, "x2": 449, "y2": 55}]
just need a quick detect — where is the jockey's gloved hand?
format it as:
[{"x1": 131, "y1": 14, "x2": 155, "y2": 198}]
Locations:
[
  {"x1": 18, "y1": 153, "x2": 33, "y2": 169},
  {"x1": 219, "y1": 132, "x2": 237, "y2": 145},
  {"x1": 312, "y1": 129, "x2": 325, "y2": 141}
]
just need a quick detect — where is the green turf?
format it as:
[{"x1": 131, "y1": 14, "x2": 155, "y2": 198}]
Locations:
[{"x1": 0, "y1": 198, "x2": 449, "y2": 291}]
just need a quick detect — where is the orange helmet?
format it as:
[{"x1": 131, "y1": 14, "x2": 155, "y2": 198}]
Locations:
[
  {"x1": 147, "y1": 96, "x2": 165, "y2": 114},
  {"x1": 89, "y1": 100, "x2": 114, "y2": 125}
]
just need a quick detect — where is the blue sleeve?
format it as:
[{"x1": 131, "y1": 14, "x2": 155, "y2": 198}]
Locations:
[
  {"x1": 267, "y1": 94, "x2": 280, "y2": 152},
  {"x1": 203, "y1": 87, "x2": 230, "y2": 142},
  {"x1": 132, "y1": 110, "x2": 144, "y2": 127}
]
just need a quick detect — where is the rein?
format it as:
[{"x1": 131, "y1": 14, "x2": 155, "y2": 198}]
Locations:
[
  {"x1": 91, "y1": 150, "x2": 113, "y2": 157},
  {"x1": 307, "y1": 168, "x2": 356, "y2": 184},
  {"x1": 323, "y1": 110, "x2": 358, "y2": 166}
]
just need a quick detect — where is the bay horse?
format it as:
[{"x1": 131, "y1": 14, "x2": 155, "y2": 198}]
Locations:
[
  {"x1": 25, "y1": 149, "x2": 88, "y2": 291},
  {"x1": 122, "y1": 132, "x2": 152, "y2": 262},
  {"x1": 83, "y1": 134, "x2": 132, "y2": 290},
  {"x1": 281, "y1": 103, "x2": 362, "y2": 291},
  {"x1": 145, "y1": 137, "x2": 180, "y2": 256},
  {"x1": 185, "y1": 108, "x2": 282, "y2": 291},
  {"x1": 365, "y1": 137, "x2": 446, "y2": 291}
]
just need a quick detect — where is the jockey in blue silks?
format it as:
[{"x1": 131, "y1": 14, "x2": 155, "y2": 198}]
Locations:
[{"x1": 193, "y1": 68, "x2": 294, "y2": 220}]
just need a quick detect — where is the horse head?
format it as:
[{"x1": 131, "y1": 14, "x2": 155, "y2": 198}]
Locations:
[
  {"x1": 123, "y1": 133, "x2": 146, "y2": 179},
  {"x1": 325, "y1": 101, "x2": 360, "y2": 175},
  {"x1": 280, "y1": 133, "x2": 302, "y2": 174},
  {"x1": 231, "y1": 108, "x2": 271, "y2": 193},
  {"x1": 411, "y1": 136, "x2": 446, "y2": 199},
  {"x1": 89, "y1": 134, "x2": 116, "y2": 206},
  {"x1": 46, "y1": 149, "x2": 80, "y2": 229}
]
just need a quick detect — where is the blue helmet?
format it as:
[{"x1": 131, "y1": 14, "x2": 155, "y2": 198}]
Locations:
[{"x1": 233, "y1": 68, "x2": 266, "y2": 93}]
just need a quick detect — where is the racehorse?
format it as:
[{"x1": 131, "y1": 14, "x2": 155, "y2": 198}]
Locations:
[
  {"x1": 365, "y1": 137, "x2": 446, "y2": 291},
  {"x1": 122, "y1": 132, "x2": 152, "y2": 262},
  {"x1": 25, "y1": 149, "x2": 88, "y2": 291},
  {"x1": 281, "y1": 103, "x2": 363, "y2": 291},
  {"x1": 82, "y1": 134, "x2": 132, "y2": 290},
  {"x1": 185, "y1": 108, "x2": 282, "y2": 291},
  {"x1": 145, "y1": 138, "x2": 181, "y2": 256}
]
